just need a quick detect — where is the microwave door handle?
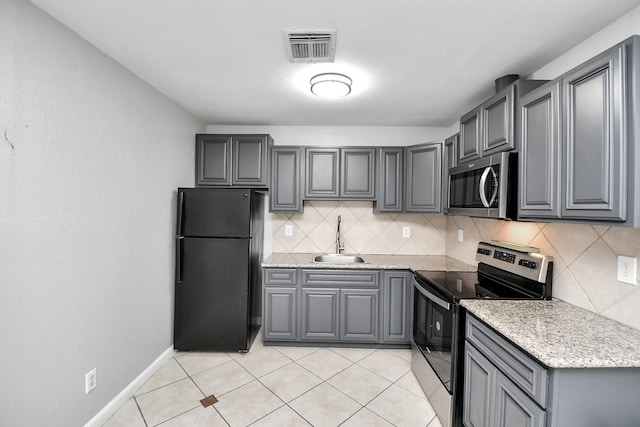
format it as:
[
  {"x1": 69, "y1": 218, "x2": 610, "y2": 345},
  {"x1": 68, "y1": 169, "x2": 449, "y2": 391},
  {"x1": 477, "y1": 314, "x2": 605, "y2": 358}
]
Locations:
[
  {"x1": 487, "y1": 167, "x2": 499, "y2": 206},
  {"x1": 479, "y1": 167, "x2": 492, "y2": 208}
]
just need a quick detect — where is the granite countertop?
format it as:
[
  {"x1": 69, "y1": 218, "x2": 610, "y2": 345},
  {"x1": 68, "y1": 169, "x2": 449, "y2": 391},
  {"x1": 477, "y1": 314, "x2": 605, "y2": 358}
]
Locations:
[
  {"x1": 262, "y1": 253, "x2": 476, "y2": 272},
  {"x1": 461, "y1": 299, "x2": 640, "y2": 369}
]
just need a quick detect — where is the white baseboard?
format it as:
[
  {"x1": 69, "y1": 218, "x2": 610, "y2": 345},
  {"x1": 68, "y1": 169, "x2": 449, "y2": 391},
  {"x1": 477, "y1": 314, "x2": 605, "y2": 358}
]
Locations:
[{"x1": 84, "y1": 346, "x2": 175, "y2": 427}]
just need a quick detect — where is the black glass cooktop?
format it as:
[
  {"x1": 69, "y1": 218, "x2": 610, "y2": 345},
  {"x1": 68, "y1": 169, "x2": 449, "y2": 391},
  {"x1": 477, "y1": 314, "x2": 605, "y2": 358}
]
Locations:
[{"x1": 414, "y1": 270, "x2": 479, "y2": 301}]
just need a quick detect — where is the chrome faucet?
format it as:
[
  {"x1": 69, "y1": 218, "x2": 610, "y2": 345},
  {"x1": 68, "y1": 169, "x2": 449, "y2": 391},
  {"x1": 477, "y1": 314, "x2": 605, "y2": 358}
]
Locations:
[{"x1": 335, "y1": 215, "x2": 345, "y2": 254}]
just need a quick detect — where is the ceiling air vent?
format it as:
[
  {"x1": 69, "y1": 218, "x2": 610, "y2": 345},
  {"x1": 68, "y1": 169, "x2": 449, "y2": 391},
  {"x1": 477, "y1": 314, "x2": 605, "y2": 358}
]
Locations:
[{"x1": 284, "y1": 30, "x2": 336, "y2": 63}]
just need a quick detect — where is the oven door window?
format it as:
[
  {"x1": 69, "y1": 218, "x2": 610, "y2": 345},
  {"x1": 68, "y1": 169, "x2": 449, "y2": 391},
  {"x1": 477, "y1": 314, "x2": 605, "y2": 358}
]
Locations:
[{"x1": 413, "y1": 282, "x2": 453, "y2": 392}]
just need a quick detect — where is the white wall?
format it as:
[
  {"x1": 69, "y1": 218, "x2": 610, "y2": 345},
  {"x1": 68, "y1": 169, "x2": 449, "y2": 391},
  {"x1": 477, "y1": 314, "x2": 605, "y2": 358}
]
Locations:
[
  {"x1": 206, "y1": 125, "x2": 452, "y2": 146},
  {"x1": 530, "y1": 4, "x2": 640, "y2": 79},
  {"x1": 0, "y1": 1, "x2": 203, "y2": 425}
]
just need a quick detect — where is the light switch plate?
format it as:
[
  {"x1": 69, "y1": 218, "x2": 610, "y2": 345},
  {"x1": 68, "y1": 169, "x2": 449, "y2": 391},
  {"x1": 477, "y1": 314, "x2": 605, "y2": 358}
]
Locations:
[
  {"x1": 402, "y1": 226, "x2": 411, "y2": 238},
  {"x1": 617, "y1": 255, "x2": 637, "y2": 285},
  {"x1": 284, "y1": 224, "x2": 293, "y2": 236},
  {"x1": 457, "y1": 229, "x2": 464, "y2": 243}
]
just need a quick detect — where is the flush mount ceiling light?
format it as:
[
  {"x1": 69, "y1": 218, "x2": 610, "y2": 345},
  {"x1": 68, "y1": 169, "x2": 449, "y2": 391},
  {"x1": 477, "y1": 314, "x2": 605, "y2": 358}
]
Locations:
[{"x1": 310, "y1": 73, "x2": 352, "y2": 98}]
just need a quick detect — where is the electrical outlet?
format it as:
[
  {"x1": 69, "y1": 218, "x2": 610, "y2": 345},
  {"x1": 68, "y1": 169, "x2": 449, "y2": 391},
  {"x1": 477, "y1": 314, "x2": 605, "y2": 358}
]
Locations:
[
  {"x1": 457, "y1": 229, "x2": 464, "y2": 243},
  {"x1": 284, "y1": 224, "x2": 293, "y2": 236},
  {"x1": 402, "y1": 226, "x2": 411, "y2": 238},
  {"x1": 617, "y1": 255, "x2": 637, "y2": 285},
  {"x1": 85, "y1": 368, "x2": 97, "y2": 394}
]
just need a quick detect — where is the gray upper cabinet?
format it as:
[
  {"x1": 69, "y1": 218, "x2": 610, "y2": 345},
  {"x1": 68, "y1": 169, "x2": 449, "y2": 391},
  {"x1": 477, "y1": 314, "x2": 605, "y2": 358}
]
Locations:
[
  {"x1": 518, "y1": 35, "x2": 640, "y2": 226},
  {"x1": 444, "y1": 134, "x2": 458, "y2": 214},
  {"x1": 196, "y1": 134, "x2": 273, "y2": 187},
  {"x1": 459, "y1": 107, "x2": 481, "y2": 163},
  {"x1": 518, "y1": 81, "x2": 562, "y2": 219},
  {"x1": 481, "y1": 85, "x2": 516, "y2": 157},
  {"x1": 405, "y1": 142, "x2": 443, "y2": 213},
  {"x1": 376, "y1": 147, "x2": 404, "y2": 213},
  {"x1": 459, "y1": 84, "x2": 514, "y2": 164},
  {"x1": 305, "y1": 147, "x2": 375, "y2": 200},
  {"x1": 341, "y1": 148, "x2": 376, "y2": 199},
  {"x1": 305, "y1": 148, "x2": 339, "y2": 198},
  {"x1": 561, "y1": 41, "x2": 627, "y2": 221},
  {"x1": 270, "y1": 146, "x2": 304, "y2": 213}
]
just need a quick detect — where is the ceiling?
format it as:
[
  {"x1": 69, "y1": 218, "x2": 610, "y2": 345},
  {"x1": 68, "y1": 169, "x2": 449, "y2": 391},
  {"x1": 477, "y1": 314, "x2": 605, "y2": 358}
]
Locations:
[{"x1": 29, "y1": 0, "x2": 640, "y2": 127}]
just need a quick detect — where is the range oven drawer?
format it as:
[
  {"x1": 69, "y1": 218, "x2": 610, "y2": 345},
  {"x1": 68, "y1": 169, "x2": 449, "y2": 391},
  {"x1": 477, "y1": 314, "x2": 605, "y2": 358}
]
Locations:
[{"x1": 466, "y1": 315, "x2": 548, "y2": 408}]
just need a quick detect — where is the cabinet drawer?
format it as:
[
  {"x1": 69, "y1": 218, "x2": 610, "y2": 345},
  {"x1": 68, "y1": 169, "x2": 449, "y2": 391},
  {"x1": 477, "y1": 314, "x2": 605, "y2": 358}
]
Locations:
[
  {"x1": 264, "y1": 268, "x2": 297, "y2": 286},
  {"x1": 466, "y1": 315, "x2": 548, "y2": 408},
  {"x1": 301, "y1": 269, "x2": 378, "y2": 287}
]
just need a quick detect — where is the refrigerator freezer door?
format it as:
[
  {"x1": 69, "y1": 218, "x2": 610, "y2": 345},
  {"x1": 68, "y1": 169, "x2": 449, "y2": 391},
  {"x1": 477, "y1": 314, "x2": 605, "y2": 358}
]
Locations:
[
  {"x1": 175, "y1": 237, "x2": 251, "y2": 351},
  {"x1": 178, "y1": 188, "x2": 252, "y2": 238}
]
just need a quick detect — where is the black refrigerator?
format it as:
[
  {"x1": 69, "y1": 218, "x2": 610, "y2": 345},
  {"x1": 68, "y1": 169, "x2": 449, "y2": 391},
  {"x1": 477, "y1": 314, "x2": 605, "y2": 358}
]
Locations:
[{"x1": 174, "y1": 188, "x2": 265, "y2": 352}]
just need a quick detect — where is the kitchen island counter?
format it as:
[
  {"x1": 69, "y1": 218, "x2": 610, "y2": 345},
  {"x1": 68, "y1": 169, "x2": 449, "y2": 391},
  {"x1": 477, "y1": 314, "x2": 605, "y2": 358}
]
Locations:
[
  {"x1": 262, "y1": 253, "x2": 475, "y2": 272},
  {"x1": 461, "y1": 299, "x2": 640, "y2": 369}
]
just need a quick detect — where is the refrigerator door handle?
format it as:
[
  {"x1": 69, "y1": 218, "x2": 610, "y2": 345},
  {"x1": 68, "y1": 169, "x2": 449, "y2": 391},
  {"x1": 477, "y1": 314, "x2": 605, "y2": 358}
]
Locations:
[
  {"x1": 177, "y1": 190, "x2": 185, "y2": 237},
  {"x1": 176, "y1": 236, "x2": 184, "y2": 284}
]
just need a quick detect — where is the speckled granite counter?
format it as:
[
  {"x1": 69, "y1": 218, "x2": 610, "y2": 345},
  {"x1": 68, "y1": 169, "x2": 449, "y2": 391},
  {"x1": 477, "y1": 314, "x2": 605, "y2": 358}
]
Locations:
[
  {"x1": 262, "y1": 253, "x2": 475, "y2": 272},
  {"x1": 461, "y1": 299, "x2": 640, "y2": 369}
]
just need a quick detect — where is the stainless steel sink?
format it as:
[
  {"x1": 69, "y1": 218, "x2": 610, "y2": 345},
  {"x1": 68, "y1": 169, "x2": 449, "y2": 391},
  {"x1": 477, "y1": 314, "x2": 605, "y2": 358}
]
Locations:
[{"x1": 313, "y1": 254, "x2": 366, "y2": 264}]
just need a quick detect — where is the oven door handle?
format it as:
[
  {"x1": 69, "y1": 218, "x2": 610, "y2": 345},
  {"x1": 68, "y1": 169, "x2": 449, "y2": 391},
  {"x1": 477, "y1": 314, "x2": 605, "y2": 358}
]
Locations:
[{"x1": 414, "y1": 280, "x2": 451, "y2": 310}]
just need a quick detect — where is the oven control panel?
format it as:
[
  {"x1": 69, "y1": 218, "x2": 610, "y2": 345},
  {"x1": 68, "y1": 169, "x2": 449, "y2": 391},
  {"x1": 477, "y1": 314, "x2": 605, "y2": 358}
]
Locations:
[
  {"x1": 493, "y1": 250, "x2": 516, "y2": 264},
  {"x1": 476, "y1": 241, "x2": 553, "y2": 284}
]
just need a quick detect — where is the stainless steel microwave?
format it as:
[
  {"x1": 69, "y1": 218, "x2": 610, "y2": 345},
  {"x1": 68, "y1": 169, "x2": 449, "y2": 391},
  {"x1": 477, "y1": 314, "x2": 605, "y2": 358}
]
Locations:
[{"x1": 447, "y1": 152, "x2": 517, "y2": 219}]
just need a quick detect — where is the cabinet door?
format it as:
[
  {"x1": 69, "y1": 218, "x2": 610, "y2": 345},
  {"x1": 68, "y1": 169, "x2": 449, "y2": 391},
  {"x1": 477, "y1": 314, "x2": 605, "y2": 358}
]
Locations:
[
  {"x1": 459, "y1": 107, "x2": 481, "y2": 163},
  {"x1": 301, "y1": 288, "x2": 339, "y2": 341},
  {"x1": 519, "y1": 82, "x2": 562, "y2": 219},
  {"x1": 444, "y1": 134, "x2": 458, "y2": 214},
  {"x1": 561, "y1": 44, "x2": 626, "y2": 221},
  {"x1": 381, "y1": 271, "x2": 411, "y2": 343},
  {"x1": 340, "y1": 289, "x2": 379, "y2": 341},
  {"x1": 263, "y1": 287, "x2": 297, "y2": 341},
  {"x1": 405, "y1": 143, "x2": 443, "y2": 213},
  {"x1": 464, "y1": 344, "x2": 495, "y2": 427},
  {"x1": 270, "y1": 147, "x2": 304, "y2": 213},
  {"x1": 305, "y1": 148, "x2": 340, "y2": 198},
  {"x1": 341, "y1": 148, "x2": 375, "y2": 199},
  {"x1": 195, "y1": 134, "x2": 232, "y2": 186},
  {"x1": 232, "y1": 135, "x2": 272, "y2": 187},
  {"x1": 494, "y1": 371, "x2": 546, "y2": 427},
  {"x1": 376, "y1": 147, "x2": 404, "y2": 213},
  {"x1": 481, "y1": 85, "x2": 516, "y2": 156}
]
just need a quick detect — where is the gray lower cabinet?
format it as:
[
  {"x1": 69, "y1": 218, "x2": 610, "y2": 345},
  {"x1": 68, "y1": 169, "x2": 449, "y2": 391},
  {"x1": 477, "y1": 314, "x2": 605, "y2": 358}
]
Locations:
[
  {"x1": 301, "y1": 288, "x2": 340, "y2": 341},
  {"x1": 376, "y1": 147, "x2": 404, "y2": 213},
  {"x1": 270, "y1": 146, "x2": 304, "y2": 213},
  {"x1": 405, "y1": 142, "x2": 443, "y2": 213},
  {"x1": 464, "y1": 314, "x2": 640, "y2": 427},
  {"x1": 196, "y1": 134, "x2": 273, "y2": 187},
  {"x1": 381, "y1": 270, "x2": 411, "y2": 342},
  {"x1": 263, "y1": 287, "x2": 297, "y2": 341},
  {"x1": 263, "y1": 268, "x2": 411, "y2": 345},
  {"x1": 263, "y1": 268, "x2": 298, "y2": 341},
  {"x1": 305, "y1": 147, "x2": 375, "y2": 200},
  {"x1": 519, "y1": 35, "x2": 640, "y2": 226},
  {"x1": 340, "y1": 289, "x2": 379, "y2": 341}
]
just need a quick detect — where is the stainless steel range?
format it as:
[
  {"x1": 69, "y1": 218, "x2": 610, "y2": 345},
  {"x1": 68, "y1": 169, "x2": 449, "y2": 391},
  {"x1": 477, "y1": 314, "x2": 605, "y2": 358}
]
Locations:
[{"x1": 411, "y1": 241, "x2": 553, "y2": 427}]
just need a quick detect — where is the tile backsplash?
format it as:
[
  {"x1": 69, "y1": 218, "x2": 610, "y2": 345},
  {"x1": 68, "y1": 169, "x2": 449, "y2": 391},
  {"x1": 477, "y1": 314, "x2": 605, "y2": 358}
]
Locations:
[
  {"x1": 270, "y1": 202, "x2": 640, "y2": 331},
  {"x1": 447, "y1": 216, "x2": 640, "y2": 330},
  {"x1": 271, "y1": 201, "x2": 447, "y2": 256}
]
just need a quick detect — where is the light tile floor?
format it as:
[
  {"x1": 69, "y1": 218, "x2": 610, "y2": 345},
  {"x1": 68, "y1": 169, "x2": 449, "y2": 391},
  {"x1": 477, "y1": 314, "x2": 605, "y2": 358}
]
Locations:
[{"x1": 104, "y1": 334, "x2": 443, "y2": 427}]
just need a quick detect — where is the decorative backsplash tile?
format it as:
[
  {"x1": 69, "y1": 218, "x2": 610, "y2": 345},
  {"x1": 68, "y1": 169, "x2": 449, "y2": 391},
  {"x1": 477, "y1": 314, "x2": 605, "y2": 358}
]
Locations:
[
  {"x1": 446, "y1": 216, "x2": 640, "y2": 331},
  {"x1": 271, "y1": 201, "x2": 447, "y2": 256}
]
